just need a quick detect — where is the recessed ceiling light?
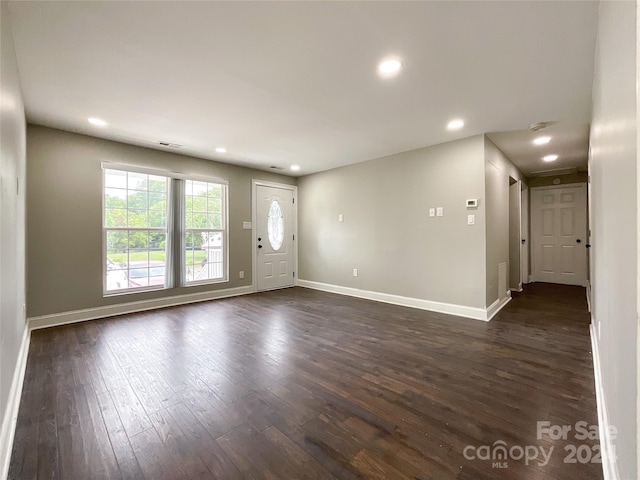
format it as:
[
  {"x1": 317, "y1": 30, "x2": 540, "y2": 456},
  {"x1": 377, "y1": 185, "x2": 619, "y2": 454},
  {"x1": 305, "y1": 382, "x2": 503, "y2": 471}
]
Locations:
[
  {"x1": 290, "y1": 165, "x2": 300, "y2": 172},
  {"x1": 447, "y1": 119, "x2": 464, "y2": 130},
  {"x1": 543, "y1": 154, "x2": 558, "y2": 162},
  {"x1": 215, "y1": 147, "x2": 227, "y2": 153},
  {"x1": 377, "y1": 58, "x2": 402, "y2": 77},
  {"x1": 533, "y1": 136, "x2": 551, "y2": 146},
  {"x1": 88, "y1": 117, "x2": 107, "y2": 127}
]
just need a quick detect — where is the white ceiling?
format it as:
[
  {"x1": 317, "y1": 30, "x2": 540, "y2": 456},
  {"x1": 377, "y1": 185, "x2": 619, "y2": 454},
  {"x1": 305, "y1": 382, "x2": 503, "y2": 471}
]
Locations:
[{"x1": 8, "y1": 1, "x2": 598, "y2": 176}]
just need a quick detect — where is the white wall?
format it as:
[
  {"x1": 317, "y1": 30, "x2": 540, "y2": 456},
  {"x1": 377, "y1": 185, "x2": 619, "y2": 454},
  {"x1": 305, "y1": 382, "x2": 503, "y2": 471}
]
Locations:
[
  {"x1": 298, "y1": 135, "x2": 488, "y2": 309},
  {"x1": 0, "y1": 0, "x2": 27, "y2": 476},
  {"x1": 589, "y1": 1, "x2": 638, "y2": 479}
]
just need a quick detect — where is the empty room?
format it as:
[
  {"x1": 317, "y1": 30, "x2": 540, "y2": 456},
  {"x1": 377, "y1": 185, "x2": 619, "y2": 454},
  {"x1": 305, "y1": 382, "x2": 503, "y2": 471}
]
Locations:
[{"x1": 0, "y1": 1, "x2": 638, "y2": 479}]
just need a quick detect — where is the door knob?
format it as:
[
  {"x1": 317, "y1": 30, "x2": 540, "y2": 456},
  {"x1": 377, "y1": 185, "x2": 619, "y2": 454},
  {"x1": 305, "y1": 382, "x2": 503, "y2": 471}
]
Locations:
[
  {"x1": 586, "y1": 244, "x2": 591, "y2": 248},
  {"x1": 576, "y1": 239, "x2": 582, "y2": 243},
  {"x1": 521, "y1": 239, "x2": 526, "y2": 244},
  {"x1": 258, "y1": 245, "x2": 262, "y2": 249},
  {"x1": 258, "y1": 237, "x2": 262, "y2": 241}
]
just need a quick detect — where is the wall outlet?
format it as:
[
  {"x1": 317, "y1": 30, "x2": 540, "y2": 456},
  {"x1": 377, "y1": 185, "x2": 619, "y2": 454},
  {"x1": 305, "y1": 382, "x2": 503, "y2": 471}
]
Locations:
[
  {"x1": 436, "y1": 207, "x2": 444, "y2": 217},
  {"x1": 429, "y1": 208, "x2": 435, "y2": 217},
  {"x1": 352, "y1": 268, "x2": 358, "y2": 277},
  {"x1": 239, "y1": 271, "x2": 245, "y2": 279},
  {"x1": 339, "y1": 214, "x2": 344, "y2": 222}
]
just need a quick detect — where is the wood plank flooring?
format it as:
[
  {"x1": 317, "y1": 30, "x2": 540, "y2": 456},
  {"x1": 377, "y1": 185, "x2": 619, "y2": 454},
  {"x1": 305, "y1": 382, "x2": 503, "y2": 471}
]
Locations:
[{"x1": 9, "y1": 283, "x2": 602, "y2": 479}]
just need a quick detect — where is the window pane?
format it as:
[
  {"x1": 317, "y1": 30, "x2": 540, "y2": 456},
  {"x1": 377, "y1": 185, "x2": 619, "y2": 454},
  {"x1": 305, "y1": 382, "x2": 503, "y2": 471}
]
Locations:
[
  {"x1": 128, "y1": 190, "x2": 148, "y2": 210},
  {"x1": 149, "y1": 175, "x2": 167, "y2": 192},
  {"x1": 105, "y1": 209, "x2": 127, "y2": 228},
  {"x1": 128, "y1": 209, "x2": 148, "y2": 228},
  {"x1": 268, "y1": 200, "x2": 284, "y2": 251},
  {"x1": 105, "y1": 170, "x2": 127, "y2": 188},
  {"x1": 207, "y1": 213, "x2": 222, "y2": 229},
  {"x1": 127, "y1": 172, "x2": 147, "y2": 191},
  {"x1": 186, "y1": 231, "x2": 223, "y2": 282},
  {"x1": 149, "y1": 210, "x2": 166, "y2": 228},
  {"x1": 149, "y1": 192, "x2": 166, "y2": 210},
  {"x1": 107, "y1": 231, "x2": 127, "y2": 250}
]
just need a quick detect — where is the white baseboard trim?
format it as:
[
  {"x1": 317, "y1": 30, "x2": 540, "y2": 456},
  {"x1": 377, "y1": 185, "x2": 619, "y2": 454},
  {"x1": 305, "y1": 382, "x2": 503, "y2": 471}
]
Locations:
[
  {"x1": 297, "y1": 279, "x2": 509, "y2": 321},
  {"x1": 28, "y1": 285, "x2": 255, "y2": 331},
  {"x1": 0, "y1": 326, "x2": 30, "y2": 480},
  {"x1": 486, "y1": 295, "x2": 512, "y2": 321},
  {"x1": 590, "y1": 322, "x2": 619, "y2": 480}
]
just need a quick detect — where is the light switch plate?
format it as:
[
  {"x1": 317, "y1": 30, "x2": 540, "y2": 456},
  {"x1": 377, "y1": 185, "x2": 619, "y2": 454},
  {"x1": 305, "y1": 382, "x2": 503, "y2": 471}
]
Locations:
[
  {"x1": 339, "y1": 214, "x2": 344, "y2": 222},
  {"x1": 352, "y1": 268, "x2": 358, "y2": 277},
  {"x1": 239, "y1": 271, "x2": 245, "y2": 279},
  {"x1": 242, "y1": 221, "x2": 252, "y2": 230},
  {"x1": 429, "y1": 208, "x2": 435, "y2": 217},
  {"x1": 467, "y1": 214, "x2": 475, "y2": 225},
  {"x1": 436, "y1": 207, "x2": 444, "y2": 217}
]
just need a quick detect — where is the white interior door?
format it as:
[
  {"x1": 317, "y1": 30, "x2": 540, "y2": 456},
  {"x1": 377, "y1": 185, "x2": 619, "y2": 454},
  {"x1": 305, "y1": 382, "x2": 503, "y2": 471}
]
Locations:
[
  {"x1": 255, "y1": 184, "x2": 295, "y2": 291},
  {"x1": 531, "y1": 184, "x2": 587, "y2": 286}
]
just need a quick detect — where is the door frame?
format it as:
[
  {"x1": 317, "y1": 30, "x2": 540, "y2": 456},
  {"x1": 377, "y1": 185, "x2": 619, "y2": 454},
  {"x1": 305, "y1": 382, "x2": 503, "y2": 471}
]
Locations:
[
  {"x1": 530, "y1": 183, "x2": 588, "y2": 286},
  {"x1": 520, "y1": 184, "x2": 529, "y2": 286},
  {"x1": 251, "y1": 180, "x2": 298, "y2": 292}
]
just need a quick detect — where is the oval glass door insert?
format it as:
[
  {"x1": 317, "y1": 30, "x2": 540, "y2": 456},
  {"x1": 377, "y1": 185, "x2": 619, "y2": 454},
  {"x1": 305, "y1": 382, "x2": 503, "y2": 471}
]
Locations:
[{"x1": 267, "y1": 200, "x2": 284, "y2": 250}]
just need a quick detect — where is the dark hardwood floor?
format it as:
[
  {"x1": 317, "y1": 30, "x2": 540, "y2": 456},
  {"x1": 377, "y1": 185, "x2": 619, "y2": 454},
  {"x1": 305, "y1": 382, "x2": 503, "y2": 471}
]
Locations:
[{"x1": 9, "y1": 283, "x2": 602, "y2": 480}]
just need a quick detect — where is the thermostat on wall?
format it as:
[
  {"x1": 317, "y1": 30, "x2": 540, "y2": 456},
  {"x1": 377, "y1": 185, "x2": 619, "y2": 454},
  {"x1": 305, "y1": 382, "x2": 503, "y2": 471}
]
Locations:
[{"x1": 466, "y1": 199, "x2": 478, "y2": 208}]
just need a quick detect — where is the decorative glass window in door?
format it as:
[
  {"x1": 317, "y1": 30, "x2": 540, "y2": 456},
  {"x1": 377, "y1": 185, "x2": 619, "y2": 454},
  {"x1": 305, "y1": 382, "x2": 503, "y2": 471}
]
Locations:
[{"x1": 267, "y1": 200, "x2": 284, "y2": 251}]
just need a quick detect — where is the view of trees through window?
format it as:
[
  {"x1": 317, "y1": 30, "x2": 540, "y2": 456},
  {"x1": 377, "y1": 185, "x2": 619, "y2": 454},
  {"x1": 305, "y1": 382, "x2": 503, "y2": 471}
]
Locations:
[
  {"x1": 104, "y1": 170, "x2": 169, "y2": 291},
  {"x1": 185, "y1": 180, "x2": 225, "y2": 283},
  {"x1": 104, "y1": 169, "x2": 227, "y2": 293}
]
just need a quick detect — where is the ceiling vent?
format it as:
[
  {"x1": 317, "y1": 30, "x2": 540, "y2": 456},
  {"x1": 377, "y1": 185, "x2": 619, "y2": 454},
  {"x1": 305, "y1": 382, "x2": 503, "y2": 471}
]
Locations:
[
  {"x1": 269, "y1": 166, "x2": 285, "y2": 171},
  {"x1": 157, "y1": 141, "x2": 182, "y2": 148}
]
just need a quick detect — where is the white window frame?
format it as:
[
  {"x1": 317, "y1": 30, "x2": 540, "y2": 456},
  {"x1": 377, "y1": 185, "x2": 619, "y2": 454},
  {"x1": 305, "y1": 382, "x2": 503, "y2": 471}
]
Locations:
[
  {"x1": 102, "y1": 162, "x2": 229, "y2": 296},
  {"x1": 182, "y1": 179, "x2": 229, "y2": 286}
]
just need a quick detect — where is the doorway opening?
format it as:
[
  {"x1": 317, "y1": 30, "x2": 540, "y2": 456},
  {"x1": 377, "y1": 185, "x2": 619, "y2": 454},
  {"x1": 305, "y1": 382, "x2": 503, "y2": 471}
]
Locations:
[{"x1": 509, "y1": 177, "x2": 523, "y2": 292}]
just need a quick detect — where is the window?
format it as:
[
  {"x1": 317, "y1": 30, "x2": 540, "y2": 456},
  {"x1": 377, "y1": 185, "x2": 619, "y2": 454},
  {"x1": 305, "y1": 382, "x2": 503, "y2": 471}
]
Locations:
[
  {"x1": 184, "y1": 180, "x2": 226, "y2": 284},
  {"x1": 267, "y1": 200, "x2": 284, "y2": 251},
  {"x1": 103, "y1": 165, "x2": 228, "y2": 294}
]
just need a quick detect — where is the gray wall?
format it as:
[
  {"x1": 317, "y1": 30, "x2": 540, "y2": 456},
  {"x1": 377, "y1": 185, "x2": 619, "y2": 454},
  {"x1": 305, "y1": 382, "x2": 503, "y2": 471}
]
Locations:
[
  {"x1": 484, "y1": 136, "x2": 526, "y2": 305},
  {"x1": 589, "y1": 1, "x2": 637, "y2": 478},
  {"x1": 27, "y1": 125, "x2": 295, "y2": 317},
  {"x1": 298, "y1": 135, "x2": 488, "y2": 309},
  {"x1": 0, "y1": 0, "x2": 27, "y2": 459}
]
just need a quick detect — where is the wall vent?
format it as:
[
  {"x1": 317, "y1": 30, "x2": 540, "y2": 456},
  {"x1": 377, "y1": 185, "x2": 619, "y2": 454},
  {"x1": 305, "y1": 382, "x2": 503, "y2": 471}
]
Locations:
[
  {"x1": 269, "y1": 166, "x2": 285, "y2": 171},
  {"x1": 157, "y1": 141, "x2": 182, "y2": 148}
]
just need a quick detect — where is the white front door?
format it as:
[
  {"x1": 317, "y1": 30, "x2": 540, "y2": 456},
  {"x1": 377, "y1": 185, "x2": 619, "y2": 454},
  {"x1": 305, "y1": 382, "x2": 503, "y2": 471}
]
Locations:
[
  {"x1": 531, "y1": 184, "x2": 588, "y2": 286},
  {"x1": 255, "y1": 184, "x2": 295, "y2": 291}
]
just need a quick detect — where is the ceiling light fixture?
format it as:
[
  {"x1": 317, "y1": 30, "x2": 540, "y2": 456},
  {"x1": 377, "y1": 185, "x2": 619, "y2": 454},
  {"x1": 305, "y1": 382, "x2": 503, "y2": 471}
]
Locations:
[
  {"x1": 543, "y1": 154, "x2": 559, "y2": 162},
  {"x1": 447, "y1": 119, "x2": 464, "y2": 130},
  {"x1": 533, "y1": 136, "x2": 551, "y2": 146},
  {"x1": 529, "y1": 121, "x2": 550, "y2": 132},
  {"x1": 215, "y1": 147, "x2": 227, "y2": 153},
  {"x1": 290, "y1": 165, "x2": 301, "y2": 172},
  {"x1": 88, "y1": 117, "x2": 108, "y2": 127},
  {"x1": 377, "y1": 58, "x2": 402, "y2": 77}
]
